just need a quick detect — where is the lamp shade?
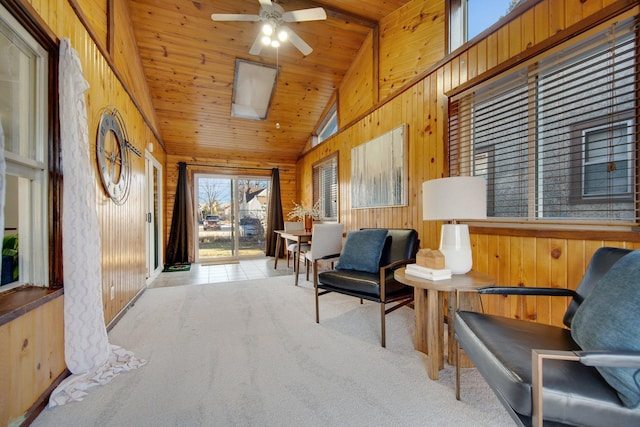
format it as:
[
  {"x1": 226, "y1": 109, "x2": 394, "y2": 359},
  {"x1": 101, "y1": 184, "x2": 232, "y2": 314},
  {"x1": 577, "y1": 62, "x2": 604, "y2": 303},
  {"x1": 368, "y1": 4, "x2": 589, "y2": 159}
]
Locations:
[
  {"x1": 422, "y1": 176, "x2": 487, "y2": 275},
  {"x1": 422, "y1": 176, "x2": 487, "y2": 221}
]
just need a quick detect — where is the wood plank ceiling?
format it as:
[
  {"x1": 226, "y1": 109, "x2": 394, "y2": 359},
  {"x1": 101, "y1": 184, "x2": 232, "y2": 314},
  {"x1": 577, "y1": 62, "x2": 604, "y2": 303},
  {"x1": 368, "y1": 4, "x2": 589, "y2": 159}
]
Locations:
[{"x1": 126, "y1": 0, "x2": 412, "y2": 163}]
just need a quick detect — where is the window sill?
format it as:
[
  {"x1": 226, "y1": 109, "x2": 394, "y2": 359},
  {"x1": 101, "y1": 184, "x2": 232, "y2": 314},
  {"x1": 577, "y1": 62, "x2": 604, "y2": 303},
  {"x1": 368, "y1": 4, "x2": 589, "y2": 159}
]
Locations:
[
  {"x1": 0, "y1": 285, "x2": 63, "y2": 327},
  {"x1": 469, "y1": 223, "x2": 640, "y2": 242}
]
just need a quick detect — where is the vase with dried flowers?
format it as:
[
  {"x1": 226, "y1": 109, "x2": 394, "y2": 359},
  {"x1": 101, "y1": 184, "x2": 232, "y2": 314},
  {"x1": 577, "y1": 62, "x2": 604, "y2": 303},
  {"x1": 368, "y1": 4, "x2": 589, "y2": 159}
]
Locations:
[{"x1": 288, "y1": 200, "x2": 322, "y2": 232}]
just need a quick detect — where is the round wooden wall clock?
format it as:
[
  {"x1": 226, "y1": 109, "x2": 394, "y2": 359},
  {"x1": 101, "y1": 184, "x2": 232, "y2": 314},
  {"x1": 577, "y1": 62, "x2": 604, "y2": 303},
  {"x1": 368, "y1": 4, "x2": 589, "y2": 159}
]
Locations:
[{"x1": 96, "y1": 108, "x2": 131, "y2": 205}]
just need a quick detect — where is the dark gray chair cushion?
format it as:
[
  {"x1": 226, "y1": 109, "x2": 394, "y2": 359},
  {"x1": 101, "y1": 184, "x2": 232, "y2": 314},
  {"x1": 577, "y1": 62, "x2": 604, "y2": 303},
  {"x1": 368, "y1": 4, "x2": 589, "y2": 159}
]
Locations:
[{"x1": 571, "y1": 250, "x2": 640, "y2": 408}]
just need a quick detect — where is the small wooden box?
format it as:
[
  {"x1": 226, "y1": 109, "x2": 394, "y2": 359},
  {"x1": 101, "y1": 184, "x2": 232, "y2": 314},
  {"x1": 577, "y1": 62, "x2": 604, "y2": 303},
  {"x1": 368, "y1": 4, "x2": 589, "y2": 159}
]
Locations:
[{"x1": 416, "y1": 249, "x2": 445, "y2": 269}]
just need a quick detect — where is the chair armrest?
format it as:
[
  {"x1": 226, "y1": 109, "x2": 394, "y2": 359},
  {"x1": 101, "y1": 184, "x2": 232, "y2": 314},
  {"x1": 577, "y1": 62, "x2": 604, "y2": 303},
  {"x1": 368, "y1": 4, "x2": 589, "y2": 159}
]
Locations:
[
  {"x1": 575, "y1": 350, "x2": 640, "y2": 368},
  {"x1": 381, "y1": 258, "x2": 416, "y2": 272},
  {"x1": 478, "y1": 286, "x2": 581, "y2": 302},
  {"x1": 531, "y1": 349, "x2": 640, "y2": 427},
  {"x1": 380, "y1": 259, "x2": 415, "y2": 298}
]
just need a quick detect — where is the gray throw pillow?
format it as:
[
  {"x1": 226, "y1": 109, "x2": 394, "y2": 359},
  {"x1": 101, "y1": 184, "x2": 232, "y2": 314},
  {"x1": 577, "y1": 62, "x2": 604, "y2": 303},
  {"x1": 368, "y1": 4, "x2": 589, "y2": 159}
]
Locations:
[
  {"x1": 336, "y1": 229, "x2": 388, "y2": 273},
  {"x1": 571, "y1": 249, "x2": 640, "y2": 408}
]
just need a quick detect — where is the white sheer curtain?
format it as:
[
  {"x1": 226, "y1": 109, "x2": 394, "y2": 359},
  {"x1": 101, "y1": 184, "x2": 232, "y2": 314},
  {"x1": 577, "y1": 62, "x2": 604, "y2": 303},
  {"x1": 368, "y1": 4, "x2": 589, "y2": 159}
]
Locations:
[{"x1": 49, "y1": 38, "x2": 145, "y2": 407}]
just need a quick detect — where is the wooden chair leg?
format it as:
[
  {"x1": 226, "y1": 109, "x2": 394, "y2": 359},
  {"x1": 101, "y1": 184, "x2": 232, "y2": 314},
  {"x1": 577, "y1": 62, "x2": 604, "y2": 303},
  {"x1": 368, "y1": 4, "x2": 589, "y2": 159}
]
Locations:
[
  {"x1": 315, "y1": 283, "x2": 320, "y2": 323},
  {"x1": 380, "y1": 303, "x2": 386, "y2": 348},
  {"x1": 306, "y1": 258, "x2": 310, "y2": 281},
  {"x1": 456, "y1": 340, "x2": 461, "y2": 400}
]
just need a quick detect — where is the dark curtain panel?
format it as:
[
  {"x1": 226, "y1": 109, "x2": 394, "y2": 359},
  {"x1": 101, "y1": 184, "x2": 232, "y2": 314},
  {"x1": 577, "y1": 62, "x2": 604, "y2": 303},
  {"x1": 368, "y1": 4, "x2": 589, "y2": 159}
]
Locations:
[
  {"x1": 265, "y1": 168, "x2": 284, "y2": 257},
  {"x1": 165, "y1": 162, "x2": 193, "y2": 265}
]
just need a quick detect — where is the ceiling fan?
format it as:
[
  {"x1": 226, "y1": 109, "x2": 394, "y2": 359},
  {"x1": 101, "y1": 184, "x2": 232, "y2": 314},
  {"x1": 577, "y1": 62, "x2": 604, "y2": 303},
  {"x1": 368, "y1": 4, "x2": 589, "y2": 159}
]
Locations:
[{"x1": 211, "y1": 0, "x2": 327, "y2": 56}]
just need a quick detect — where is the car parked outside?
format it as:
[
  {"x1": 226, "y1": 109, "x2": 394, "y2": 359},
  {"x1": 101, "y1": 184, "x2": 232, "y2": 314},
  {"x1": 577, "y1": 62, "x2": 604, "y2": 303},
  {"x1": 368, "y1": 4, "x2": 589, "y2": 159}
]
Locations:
[
  {"x1": 239, "y1": 217, "x2": 263, "y2": 237},
  {"x1": 203, "y1": 215, "x2": 221, "y2": 230}
]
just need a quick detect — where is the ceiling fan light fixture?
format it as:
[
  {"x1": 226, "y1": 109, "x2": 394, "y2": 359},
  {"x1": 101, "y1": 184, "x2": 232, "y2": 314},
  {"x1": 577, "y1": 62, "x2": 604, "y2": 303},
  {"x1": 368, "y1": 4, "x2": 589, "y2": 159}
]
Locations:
[
  {"x1": 262, "y1": 23, "x2": 273, "y2": 36},
  {"x1": 212, "y1": 1, "x2": 326, "y2": 56}
]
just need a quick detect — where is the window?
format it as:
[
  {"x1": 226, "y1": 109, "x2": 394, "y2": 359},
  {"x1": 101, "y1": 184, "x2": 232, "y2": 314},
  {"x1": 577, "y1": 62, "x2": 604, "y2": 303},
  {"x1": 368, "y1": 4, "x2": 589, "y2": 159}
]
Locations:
[
  {"x1": 449, "y1": 0, "x2": 523, "y2": 52},
  {"x1": 312, "y1": 154, "x2": 338, "y2": 221},
  {"x1": 579, "y1": 119, "x2": 633, "y2": 199},
  {"x1": 1, "y1": 2, "x2": 50, "y2": 290},
  {"x1": 313, "y1": 103, "x2": 338, "y2": 147},
  {"x1": 448, "y1": 17, "x2": 638, "y2": 224}
]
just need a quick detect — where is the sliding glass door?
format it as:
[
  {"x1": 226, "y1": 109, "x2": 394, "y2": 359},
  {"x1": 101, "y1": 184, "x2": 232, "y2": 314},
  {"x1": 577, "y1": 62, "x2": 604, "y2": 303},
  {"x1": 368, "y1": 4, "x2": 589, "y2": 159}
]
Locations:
[{"x1": 195, "y1": 174, "x2": 269, "y2": 263}]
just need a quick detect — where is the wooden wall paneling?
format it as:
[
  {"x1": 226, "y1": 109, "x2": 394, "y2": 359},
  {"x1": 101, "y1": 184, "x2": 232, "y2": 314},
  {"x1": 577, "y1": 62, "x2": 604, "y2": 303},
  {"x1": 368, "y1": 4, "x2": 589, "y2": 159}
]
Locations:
[
  {"x1": 482, "y1": 233, "x2": 502, "y2": 314},
  {"x1": 411, "y1": 83, "x2": 423, "y2": 231},
  {"x1": 113, "y1": 0, "x2": 160, "y2": 134},
  {"x1": 449, "y1": 56, "x2": 460, "y2": 92},
  {"x1": 508, "y1": 236, "x2": 523, "y2": 320},
  {"x1": 584, "y1": 0, "x2": 606, "y2": 17},
  {"x1": 339, "y1": 30, "x2": 375, "y2": 126},
  {"x1": 378, "y1": 0, "x2": 445, "y2": 100},
  {"x1": 547, "y1": 0, "x2": 566, "y2": 34},
  {"x1": 0, "y1": 297, "x2": 64, "y2": 426},
  {"x1": 521, "y1": 236, "x2": 537, "y2": 321},
  {"x1": 549, "y1": 239, "x2": 568, "y2": 326},
  {"x1": 534, "y1": 0, "x2": 551, "y2": 44},
  {"x1": 496, "y1": 25, "x2": 510, "y2": 64},
  {"x1": 565, "y1": 0, "x2": 586, "y2": 27},
  {"x1": 508, "y1": 16, "x2": 522, "y2": 58},
  {"x1": 521, "y1": 6, "x2": 535, "y2": 50},
  {"x1": 565, "y1": 239, "x2": 587, "y2": 323},
  {"x1": 534, "y1": 238, "x2": 552, "y2": 325},
  {"x1": 486, "y1": 32, "x2": 498, "y2": 71}
]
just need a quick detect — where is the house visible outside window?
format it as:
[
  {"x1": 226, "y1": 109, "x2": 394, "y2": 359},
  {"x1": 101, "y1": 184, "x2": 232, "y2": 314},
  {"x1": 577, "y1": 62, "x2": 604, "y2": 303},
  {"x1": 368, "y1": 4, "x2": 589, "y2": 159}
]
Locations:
[
  {"x1": 581, "y1": 120, "x2": 633, "y2": 198},
  {"x1": 312, "y1": 153, "x2": 338, "y2": 221},
  {"x1": 448, "y1": 17, "x2": 638, "y2": 224},
  {"x1": 449, "y1": 0, "x2": 523, "y2": 52},
  {"x1": 313, "y1": 103, "x2": 338, "y2": 147},
  {"x1": 0, "y1": 3, "x2": 49, "y2": 290}
]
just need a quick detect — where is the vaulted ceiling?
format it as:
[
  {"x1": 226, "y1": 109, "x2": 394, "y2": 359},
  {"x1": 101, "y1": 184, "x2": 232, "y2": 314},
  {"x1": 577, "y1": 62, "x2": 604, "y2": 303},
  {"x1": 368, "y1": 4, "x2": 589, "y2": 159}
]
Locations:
[{"x1": 126, "y1": 0, "x2": 412, "y2": 163}]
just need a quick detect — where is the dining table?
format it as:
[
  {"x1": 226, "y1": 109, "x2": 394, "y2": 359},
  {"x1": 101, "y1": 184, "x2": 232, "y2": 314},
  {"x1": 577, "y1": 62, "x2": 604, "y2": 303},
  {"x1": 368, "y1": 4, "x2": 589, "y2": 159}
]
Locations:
[{"x1": 273, "y1": 229, "x2": 312, "y2": 286}]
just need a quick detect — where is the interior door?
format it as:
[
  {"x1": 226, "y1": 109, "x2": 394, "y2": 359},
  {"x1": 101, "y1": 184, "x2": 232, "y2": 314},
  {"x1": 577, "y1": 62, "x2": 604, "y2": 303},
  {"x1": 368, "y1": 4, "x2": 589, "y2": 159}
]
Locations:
[{"x1": 145, "y1": 151, "x2": 163, "y2": 282}]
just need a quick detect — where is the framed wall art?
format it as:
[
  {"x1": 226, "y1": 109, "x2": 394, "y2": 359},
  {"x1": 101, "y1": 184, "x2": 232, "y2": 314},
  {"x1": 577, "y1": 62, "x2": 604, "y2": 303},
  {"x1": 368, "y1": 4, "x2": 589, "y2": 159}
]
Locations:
[{"x1": 351, "y1": 124, "x2": 407, "y2": 208}]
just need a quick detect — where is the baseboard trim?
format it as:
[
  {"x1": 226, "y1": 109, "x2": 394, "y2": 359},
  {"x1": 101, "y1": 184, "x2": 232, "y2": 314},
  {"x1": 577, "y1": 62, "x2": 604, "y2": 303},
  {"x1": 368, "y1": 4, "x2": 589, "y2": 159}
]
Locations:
[
  {"x1": 21, "y1": 368, "x2": 70, "y2": 426},
  {"x1": 107, "y1": 285, "x2": 147, "y2": 332}
]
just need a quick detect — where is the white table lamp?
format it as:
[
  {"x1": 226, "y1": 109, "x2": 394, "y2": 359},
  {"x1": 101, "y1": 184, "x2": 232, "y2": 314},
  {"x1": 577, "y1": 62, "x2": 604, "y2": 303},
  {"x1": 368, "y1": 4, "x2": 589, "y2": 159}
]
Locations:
[{"x1": 422, "y1": 177, "x2": 487, "y2": 274}]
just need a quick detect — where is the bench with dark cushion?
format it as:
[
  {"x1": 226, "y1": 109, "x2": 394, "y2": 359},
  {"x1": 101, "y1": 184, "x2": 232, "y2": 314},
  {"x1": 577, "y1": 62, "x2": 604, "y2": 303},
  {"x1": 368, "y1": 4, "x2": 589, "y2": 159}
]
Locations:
[
  {"x1": 455, "y1": 247, "x2": 640, "y2": 427},
  {"x1": 315, "y1": 228, "x2": 419, "y2": 347}
]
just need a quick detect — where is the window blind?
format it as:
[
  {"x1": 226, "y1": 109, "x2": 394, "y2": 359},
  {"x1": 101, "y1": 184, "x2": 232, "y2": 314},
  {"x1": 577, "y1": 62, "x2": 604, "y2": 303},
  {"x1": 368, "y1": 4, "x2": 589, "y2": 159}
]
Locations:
[
  {"x1": 312, "y1": 154, "x2": 338, "y2": 220},
  {"x1": 449, "y1": 16, "x2": 639, "y2": 223}
]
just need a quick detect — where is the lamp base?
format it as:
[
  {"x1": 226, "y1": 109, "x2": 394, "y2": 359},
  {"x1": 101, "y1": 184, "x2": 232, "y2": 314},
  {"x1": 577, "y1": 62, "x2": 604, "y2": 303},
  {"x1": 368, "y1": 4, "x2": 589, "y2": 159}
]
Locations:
[{"x1": 439, "y1": 224, "x2": 473, "y2": 275}]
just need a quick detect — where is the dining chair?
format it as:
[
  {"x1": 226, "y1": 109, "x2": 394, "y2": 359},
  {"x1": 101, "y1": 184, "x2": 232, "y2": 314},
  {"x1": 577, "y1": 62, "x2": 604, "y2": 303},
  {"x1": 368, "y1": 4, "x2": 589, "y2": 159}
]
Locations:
[
  {"x1": 284, "y1": 221, "x2": 310, "y2": 270},
  {"x1": 297, "y1": 223, "x2": 344, "y2": 286}
]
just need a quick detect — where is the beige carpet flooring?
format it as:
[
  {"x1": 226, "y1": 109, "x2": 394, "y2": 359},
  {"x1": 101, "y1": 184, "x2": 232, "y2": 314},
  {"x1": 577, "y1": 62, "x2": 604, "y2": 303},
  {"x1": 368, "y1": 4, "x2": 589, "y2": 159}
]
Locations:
[{"x1": 32, "y1": 275, "x2": 513, "y2": 427}]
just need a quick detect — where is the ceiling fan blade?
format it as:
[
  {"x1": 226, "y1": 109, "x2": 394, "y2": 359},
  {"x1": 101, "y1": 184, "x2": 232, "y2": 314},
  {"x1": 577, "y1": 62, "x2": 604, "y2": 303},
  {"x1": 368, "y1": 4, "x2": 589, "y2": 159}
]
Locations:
[
  {"x1": 249, "y1": 32, "x2": 264, "y2": 56},
  {"x1": 282, "y1": 7, "x2": 326, "y2": 22},
  {"x1": 211, "y1": 13, "x2": 260, "y2": 22},
  {"x1": 258, "y1": 0, "x2": 272, "y2": 8},
  {"x1": 282, "y1": 26, "x2": 313, "y2": 56}
]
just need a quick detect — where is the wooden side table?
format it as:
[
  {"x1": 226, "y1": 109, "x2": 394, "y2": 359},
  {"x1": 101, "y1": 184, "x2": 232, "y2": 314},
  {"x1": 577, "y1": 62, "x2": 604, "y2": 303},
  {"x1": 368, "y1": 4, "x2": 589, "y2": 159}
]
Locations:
[{"x1": 394, "y1": 268, "x2": 495, "y2": 380}]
